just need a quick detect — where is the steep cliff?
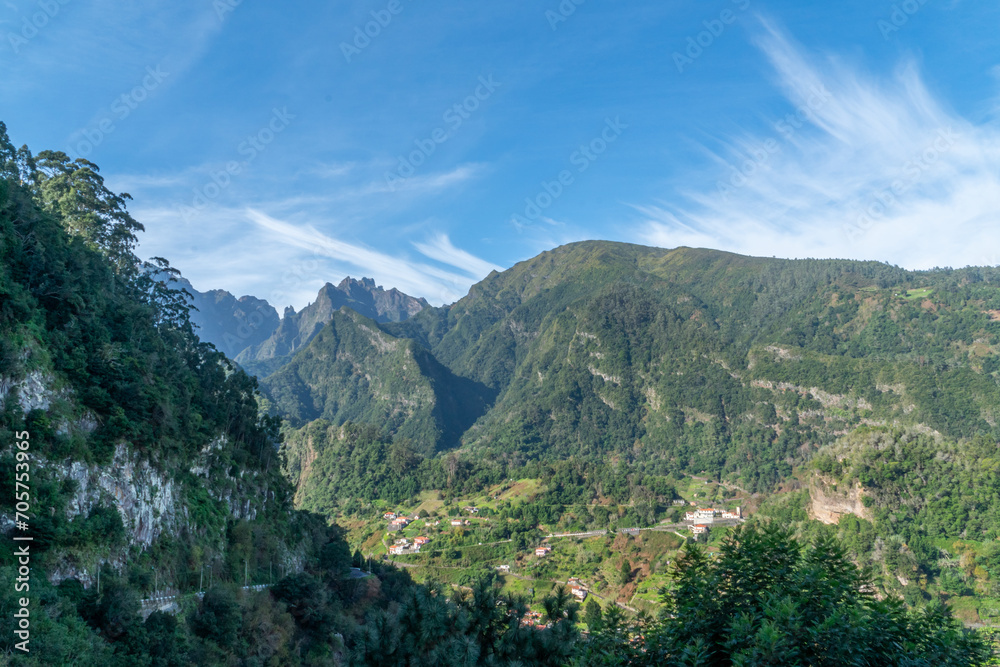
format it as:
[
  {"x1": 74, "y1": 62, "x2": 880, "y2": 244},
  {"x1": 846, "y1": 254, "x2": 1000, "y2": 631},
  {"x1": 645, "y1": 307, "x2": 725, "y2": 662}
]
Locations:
[
  {"x1": 808, "y1": 475, "x2": 872, "y2": 525},
  {"x1": 174, "y1": 276, "x2": 281, "y2": 359}
]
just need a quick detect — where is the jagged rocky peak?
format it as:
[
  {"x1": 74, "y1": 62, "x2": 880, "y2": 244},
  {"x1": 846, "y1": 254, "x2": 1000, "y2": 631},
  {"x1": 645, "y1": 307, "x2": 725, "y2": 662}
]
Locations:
[
  {"x1": 338, "y1": 276, "x2": 378, "y2": 291},
  {"x1": 297, "y1": 276, "x2": 428, "y2": 323},
  {"x1": 170, "y1": 275, "x2": 281, "y2": 359},
  {"x1": 234, "y1": 277, "x2": 429, "y2": 376}
]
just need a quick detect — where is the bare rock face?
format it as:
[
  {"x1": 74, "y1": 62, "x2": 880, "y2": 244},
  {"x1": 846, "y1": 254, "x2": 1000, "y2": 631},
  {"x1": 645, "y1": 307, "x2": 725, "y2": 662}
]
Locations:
[
  {"x1": 0, "y1": 369, "x2": 62, "y2": 413},
  {"x1": 0, "y1": 367, "x2": 277, "y2": 586},
  {"x1": 808, "y1": 476, "x2": 872, "y2": 524},
  {"x1": 60, "y1": 443, "x2": 180, "y2": 548}
]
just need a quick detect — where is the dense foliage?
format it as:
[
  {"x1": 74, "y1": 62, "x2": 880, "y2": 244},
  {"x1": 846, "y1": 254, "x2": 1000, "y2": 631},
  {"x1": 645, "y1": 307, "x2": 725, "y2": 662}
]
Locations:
[
  {"x1": 270, "y1": 239, "x2": 1000, "y2": 518},
  {"x1": 579, "y1": 524, "x2": 988, "y2": 666},
  {"x1": 264, "y1": 309, "x2": 492, "y2": 453},
  {"x1": 785, "y1": 428, "x2": 1000, "y2": 614},
  {"x1": 0, "y1": 122, "x2": 583, "y2": 666}
]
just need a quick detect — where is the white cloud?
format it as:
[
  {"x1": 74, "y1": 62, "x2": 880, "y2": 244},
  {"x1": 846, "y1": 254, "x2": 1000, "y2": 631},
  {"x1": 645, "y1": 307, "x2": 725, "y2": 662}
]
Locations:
[
  {"x1": 246, "y1": 210, "x2": 494, "y2": 306},
  {"x1": 126, "y1": 156, "x2": 492, "y2": 308},
  {"x1": 413, "y1": 233, "x2": 503, "y2": 278},
  {"x1": 638, "y1": 20, "x2": 1000, "y2": 270}
]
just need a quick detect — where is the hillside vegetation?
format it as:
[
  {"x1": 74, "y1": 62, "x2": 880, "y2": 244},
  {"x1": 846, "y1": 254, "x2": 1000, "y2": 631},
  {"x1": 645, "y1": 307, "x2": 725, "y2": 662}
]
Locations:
[
  {"x1": 270, "y1": 239, "x2": 1000, "y2": 514},
  {"x1": 763, "y1": 427, "x2": 1000, "y2": 622},
  {"x1": 1, "y1": 119, "x2": 989, "y2": 664},
  {"x1": 0, "y1": 123, "x2": 588, "y2": 665}
]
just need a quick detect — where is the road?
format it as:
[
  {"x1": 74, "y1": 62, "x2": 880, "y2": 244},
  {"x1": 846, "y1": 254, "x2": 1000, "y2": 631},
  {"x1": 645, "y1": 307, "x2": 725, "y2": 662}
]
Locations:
[
  {"x1": 545, "y1": 520, "x2": 744, "y2": 540},
  {"x1": 686, "y1": 474, "x2": 750, "y2": 495},
  {"x1": 544, "y1": 530, "x2": 608, "y2": 539},
  {"x1": 141, "y1": 567, "x2": 372, "y2": 607},
  {"x1": 140, "y1": 583, "x2": 270, "y2": 609}
]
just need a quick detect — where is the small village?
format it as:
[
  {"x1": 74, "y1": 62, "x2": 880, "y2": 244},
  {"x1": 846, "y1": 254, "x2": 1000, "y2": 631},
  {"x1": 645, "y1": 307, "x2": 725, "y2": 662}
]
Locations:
[{"x1": 369, "y1": 486, "x2": 748, "y2": 620}]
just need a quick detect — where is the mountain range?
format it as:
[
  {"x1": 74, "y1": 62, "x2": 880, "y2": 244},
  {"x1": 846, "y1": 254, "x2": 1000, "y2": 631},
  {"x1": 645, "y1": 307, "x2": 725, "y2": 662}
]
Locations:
[
  {"x1": 236, "y1": 242, "x2": 1000, "y2": 492},
  {"x1": 5, "y1": 124, "x2": 990, "y2": 663},
  {"x1": 180, "y1": 275, "x2": 429, "y2": 376}
]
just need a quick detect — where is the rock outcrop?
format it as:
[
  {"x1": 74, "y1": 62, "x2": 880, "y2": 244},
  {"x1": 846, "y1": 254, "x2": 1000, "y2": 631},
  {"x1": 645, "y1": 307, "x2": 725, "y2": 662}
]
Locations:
[{"x1": 808, "y1": 476, "x2": 872, "y2": 524}]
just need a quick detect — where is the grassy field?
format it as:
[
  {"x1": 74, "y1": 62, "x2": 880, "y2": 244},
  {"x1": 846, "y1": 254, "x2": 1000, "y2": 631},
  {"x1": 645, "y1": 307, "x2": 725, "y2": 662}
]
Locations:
[{"x1": 902, "y1": 287, "x2": 934, "y2": 301}]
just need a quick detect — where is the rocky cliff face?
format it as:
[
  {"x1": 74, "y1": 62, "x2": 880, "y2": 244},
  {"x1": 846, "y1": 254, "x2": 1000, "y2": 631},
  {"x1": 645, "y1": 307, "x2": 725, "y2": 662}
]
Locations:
[
  {"x1": 1, "y1": 368, "x2": 280, "y2": 586},
  {"x1": 335, "y1": 277, "x2": 429, "y2": 322},
  {"x1": 808, "y1": 476, "x2": 872, "y2": 524},
  {"x1": 175, "y1": 276, "x2": 281, "y2": 359}
]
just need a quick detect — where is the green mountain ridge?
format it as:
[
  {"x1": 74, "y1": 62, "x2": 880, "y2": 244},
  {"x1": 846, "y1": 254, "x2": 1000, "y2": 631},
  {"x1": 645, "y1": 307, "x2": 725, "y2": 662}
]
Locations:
[
  {"x1": 267, "y1": 240, "x2": 1000, "y2": 497},
  {"x1": 263, "y1": 307, "x2": 491, "y2": 453}
]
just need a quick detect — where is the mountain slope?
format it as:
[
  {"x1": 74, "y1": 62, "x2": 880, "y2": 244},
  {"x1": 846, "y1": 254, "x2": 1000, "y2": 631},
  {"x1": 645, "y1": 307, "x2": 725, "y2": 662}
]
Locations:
[
  {"x1": 746, "y1": 426, "x2": 1000, "y2": 619},
  {"x1": 274, "y1": 240, "x2": 1000, "y2": 495},
  {"x1": 174, "y1": 276, "x2": 281, "y2": 359},
  {"x1": 237, "y1": 277, "x2": 428, "y2": 376},
  {"x1": 261, "y1": 307, "x2": 491, "y2": 453}
]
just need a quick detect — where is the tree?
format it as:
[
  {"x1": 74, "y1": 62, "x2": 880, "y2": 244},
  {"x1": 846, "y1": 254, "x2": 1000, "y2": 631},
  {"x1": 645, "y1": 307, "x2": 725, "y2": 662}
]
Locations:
[
  {"x1": 33, "y1": 150, "x2": 144, "y2": 275},
  {"x1": 83, "y1": 579, "x2": 140, "y2": 641},
  {"x1": 619, "y1": 559, "x2": 631, "y2": 586},
  {"x1": 584, "y1": 599, "x2": 604, "y2": 632},
  {"x1": 190, "y1": 586, "x2": 241, "y2": 647},
  {"x1": 633, "y1": 523, "x2": 988, "y2": 666}
]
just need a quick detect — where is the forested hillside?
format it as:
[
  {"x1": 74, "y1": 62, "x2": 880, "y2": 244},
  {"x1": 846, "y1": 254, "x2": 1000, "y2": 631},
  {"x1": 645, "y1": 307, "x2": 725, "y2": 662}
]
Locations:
[
  {"x1": 264, "y1": 307, "x2": 491, "y2": 452},
  {"x1": 0, "y1": 122, "x2": 352, "y2": 663},
  {"x1": 755, "y1": 427, "x2": 1000, "y2": 624},
  {"x1": 0, "y1": 121, "x2": 989, "y2": 664},
  {"x1": 269, "y1": 239, "x2": 1000, "y2": 515},
  {"x1": 0, "y1": 123, "x2": 588, "y2": 665}
]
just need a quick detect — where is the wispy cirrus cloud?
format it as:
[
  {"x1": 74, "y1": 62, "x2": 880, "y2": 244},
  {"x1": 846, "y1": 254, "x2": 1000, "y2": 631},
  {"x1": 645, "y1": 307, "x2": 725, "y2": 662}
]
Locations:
[
  {"x1": 125, "y1": 157, "x2": 491, "y2": 308},
  {"x1": 413, "y1": 233, "x2": 503, "y2": 278},
  {"x1": 247, "y1": 210, "x2": 497, "y2": 306},
  {"x1": 639, "y1": 19, "x2": 1000, "y2": 269}
]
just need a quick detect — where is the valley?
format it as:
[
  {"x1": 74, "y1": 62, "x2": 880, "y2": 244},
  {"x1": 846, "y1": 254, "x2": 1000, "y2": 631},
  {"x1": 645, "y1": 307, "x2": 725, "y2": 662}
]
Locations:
[{"x1": 2, "y1": 125, "x2": 996, "y2": 662}]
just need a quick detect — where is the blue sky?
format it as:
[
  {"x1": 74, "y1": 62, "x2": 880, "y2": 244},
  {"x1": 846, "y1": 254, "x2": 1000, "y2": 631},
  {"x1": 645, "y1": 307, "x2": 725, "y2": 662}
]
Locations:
[{"x1": 3, "y1": 0, "x2": 999, "y2": 309}]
